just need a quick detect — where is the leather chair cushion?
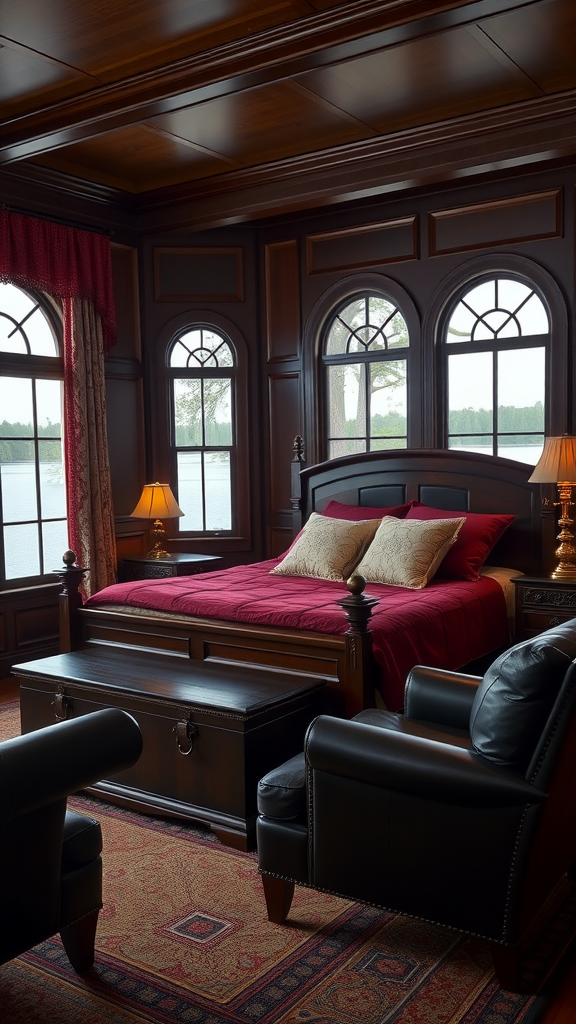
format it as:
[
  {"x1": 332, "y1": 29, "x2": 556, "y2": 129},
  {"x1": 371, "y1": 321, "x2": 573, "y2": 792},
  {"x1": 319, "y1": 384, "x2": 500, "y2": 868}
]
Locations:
[
  {"x1": 469, "y1": 619, "x2": 576, "y2": 769},
  {"x1": 257, "y1": 753, "x2": 306, "y2": 821},
  {"x1": 62, "y1": 810, "x2": 102, "y2": 869},
  {"x1": 353, "y1": 708, "x2": 471, "y2": 746}
]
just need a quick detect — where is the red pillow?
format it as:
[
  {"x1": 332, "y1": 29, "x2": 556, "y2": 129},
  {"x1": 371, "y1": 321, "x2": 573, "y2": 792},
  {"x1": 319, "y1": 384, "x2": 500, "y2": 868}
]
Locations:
[
  {"x1": 322, "y1": 499, "x2": 411, "y2": 521},
  {"x1": 406, "y1": 505, "x2": 514, "y2": 580}
]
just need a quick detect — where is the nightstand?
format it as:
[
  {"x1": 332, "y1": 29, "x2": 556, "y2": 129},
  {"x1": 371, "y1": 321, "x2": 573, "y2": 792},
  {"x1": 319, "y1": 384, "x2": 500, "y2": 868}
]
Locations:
[
  {"x1": 512, "y1": 576, "x2": 576, "y2": 642},
  {"x1": 120, "y1": 553, "x2": 222, "y2": 582}
]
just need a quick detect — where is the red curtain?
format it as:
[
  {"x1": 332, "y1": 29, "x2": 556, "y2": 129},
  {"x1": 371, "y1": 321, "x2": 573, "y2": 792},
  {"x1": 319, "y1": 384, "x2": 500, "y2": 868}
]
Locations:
[
  {"x1": 0, "y1": 209, "x2": 118, "y2": 593},
  {"x1": 0, "y1": 209, "x2": 116, "y2": 352}
]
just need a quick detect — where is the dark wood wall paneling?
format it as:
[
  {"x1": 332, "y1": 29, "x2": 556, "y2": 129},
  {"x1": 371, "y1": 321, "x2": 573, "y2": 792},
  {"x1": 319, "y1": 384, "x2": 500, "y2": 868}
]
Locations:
[
  {"x1": 307, "y1": 217, "x2": 418, "y2": 274},
  {"x1": 429, "y1": 190, "x2": 563, "y2": 256},
  {"x1": 1, "y1": 164, "x2": 574, "y2": 680},
  {"x1": 106, "y1": 242, "x2": 147, "y2": 559},
  {"x1": 139, "y1": 231, "x2": 263, "y2": 565},
  {"x1": 154, "y1": 248, "x2": 244, "y2": 302},
  {"x1": 0, "y1": 585, "x2": 60, "y2": 678},
  {"x1": 259, "y1": 172, "x2": 574, "y2": 552},
  {"x1": 264, "y1": 239, "x2": 302, "y2": 556}
]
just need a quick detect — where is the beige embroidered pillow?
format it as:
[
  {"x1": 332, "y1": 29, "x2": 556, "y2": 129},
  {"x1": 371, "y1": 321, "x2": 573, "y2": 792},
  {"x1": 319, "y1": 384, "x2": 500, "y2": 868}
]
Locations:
[
  {"x1": 355, "y1": 516, "x2": 465, "y2": 589},
  {"x1": 271, "y1": 512, "x2": 381, "y2": 582}
]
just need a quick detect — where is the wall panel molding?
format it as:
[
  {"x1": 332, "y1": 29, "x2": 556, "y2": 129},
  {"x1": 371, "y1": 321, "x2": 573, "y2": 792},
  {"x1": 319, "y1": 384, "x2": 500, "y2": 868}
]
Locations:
[
  {"x1": 265, "y1": 240, "x2": 301, "y2": 362},
  {"x1": 269, "y1": 526, "x2": 293, "y2": 559},
  {"x1": 268, "y1": 373, "x2": 301, "y2": 516},
  {"x1": 307, "y1": 216, "x2": 417, "y2": 273},
  {"x1": 154, "y1": 247, "x2": 244, "y2": 302},
  {"x1": 0, "y1": 584, "x2": 60, "y2": 677},
  {"x1": 429, "y1": 189, "x2": 562, "y2": 256}
]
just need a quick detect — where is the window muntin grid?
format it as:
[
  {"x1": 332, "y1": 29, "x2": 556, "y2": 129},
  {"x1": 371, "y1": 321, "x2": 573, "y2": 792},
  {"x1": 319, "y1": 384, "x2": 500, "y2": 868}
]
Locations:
[
  {"x1": 444, "y1": 277, "x2": 548, "y2": 464},
  {"x1": 0, "y1": 282, "x2": 59, "y2": 356},
  {"x1": 168, "y1": 326, "x2": 236, "y2": 533},
  {"x1": 324, "y1": 294, "x2": 409, "y2": 460},
  {"x1": 0, "y1": 284, "x2": 66, "y2": 584}
]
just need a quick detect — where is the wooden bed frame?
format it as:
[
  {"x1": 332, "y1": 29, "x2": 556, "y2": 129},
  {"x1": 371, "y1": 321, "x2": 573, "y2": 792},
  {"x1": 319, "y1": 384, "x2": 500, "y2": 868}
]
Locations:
[{"x1": 57, "y1": 443, "x2": 546, "y2": 718}]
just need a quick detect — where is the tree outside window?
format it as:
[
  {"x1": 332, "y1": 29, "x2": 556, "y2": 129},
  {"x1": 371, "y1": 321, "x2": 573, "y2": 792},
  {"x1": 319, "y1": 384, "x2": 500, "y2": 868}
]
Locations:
[
  {"x1": 168, "y1": 326, "x2": 236, "y2": 533},
  {"x1": 323, "y1": 294, "x2": 409, "y2": 460}
]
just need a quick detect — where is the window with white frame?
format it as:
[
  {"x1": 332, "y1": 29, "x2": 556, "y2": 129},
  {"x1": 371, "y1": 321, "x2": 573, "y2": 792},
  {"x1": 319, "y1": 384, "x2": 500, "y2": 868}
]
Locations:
[
  {"x1": 0, "y1": 282, "x2": 67, "y2": 585},
  {"x1": 322, "y1": 293, "x2": 410, "y2": 460},
  {"x1": 442, "y1": 275, "x2": 548, "y2": 465},
  {"x1": 168, "y1": 325, "x2": 236, "y2": 534}
]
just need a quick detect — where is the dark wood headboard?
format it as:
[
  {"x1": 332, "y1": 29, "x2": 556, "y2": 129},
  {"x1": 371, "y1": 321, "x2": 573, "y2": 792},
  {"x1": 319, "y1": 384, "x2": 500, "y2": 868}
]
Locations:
[{"x1": 291, "y1": 446, "x2": 544, "y2": 577}]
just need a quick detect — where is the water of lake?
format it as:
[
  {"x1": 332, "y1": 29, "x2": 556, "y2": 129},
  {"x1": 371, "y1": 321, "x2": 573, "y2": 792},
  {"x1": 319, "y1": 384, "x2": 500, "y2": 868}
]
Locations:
[
  {"x1": 1, "y1": 462, "x2": 67, "y2": 578},
  {"x1": 0, "y1": 445, "x2": 543, "y2": 577}
]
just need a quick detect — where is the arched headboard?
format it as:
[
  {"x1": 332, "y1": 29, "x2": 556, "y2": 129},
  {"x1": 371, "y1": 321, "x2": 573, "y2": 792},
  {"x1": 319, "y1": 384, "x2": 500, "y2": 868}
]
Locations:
[{"x1": 292, "y1": 447, "x2": 544, "y2": 577}]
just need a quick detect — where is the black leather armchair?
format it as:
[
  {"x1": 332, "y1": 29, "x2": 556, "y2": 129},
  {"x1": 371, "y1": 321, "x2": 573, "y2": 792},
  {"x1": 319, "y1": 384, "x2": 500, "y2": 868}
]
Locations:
[
  {"x1": 0, "y1": 708, "x2": 142, "y2": 972},
  {"x1": 257, "y1": 621, "x2": 576, "y2": 990}
]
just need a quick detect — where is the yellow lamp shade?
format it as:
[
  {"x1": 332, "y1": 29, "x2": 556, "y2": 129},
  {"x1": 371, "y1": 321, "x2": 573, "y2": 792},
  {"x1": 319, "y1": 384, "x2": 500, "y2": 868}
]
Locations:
[
  {"x1": 130, "y1": 483, "x2": 184, "y2": 520},
  {"x1": 528, "y1": 436, "x2": 576, "y2": 485}
]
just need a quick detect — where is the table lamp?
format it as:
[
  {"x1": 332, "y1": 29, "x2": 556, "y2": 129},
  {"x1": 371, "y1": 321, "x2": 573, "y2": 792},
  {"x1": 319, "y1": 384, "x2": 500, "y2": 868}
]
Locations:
[
  {"x1": 528, "y1": 435, "x2": 576, "y2": 580},
  {"x1": 129, "y1": 483, "x2": 184, "y2": 559}
]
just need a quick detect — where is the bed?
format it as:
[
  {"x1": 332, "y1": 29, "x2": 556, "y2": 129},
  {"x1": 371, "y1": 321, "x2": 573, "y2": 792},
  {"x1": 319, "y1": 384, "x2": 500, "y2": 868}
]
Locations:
[{"x1": 58, "y1": 446, "x2": 545, "y2": 717}]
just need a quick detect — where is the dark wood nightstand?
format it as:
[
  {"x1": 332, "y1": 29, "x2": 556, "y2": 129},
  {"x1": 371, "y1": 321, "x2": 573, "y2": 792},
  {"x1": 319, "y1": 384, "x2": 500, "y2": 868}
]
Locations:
[
  {"x1": 512, "y1": 576, "x2": 576, "y2": 642},
  {"x1": 120, "y1": 553, "x2": 222, "y2": 582}
]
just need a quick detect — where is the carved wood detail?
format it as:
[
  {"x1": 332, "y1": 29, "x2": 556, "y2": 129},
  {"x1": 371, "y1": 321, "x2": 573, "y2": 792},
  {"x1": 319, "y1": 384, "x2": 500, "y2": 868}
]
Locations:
[{"x1": 523, "y1": 588, "x2": 576, "y2": 608}]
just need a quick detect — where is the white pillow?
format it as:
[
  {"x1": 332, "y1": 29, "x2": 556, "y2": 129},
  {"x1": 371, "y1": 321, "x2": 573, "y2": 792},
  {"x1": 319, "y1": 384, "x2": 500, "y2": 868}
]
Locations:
[
  {"x1": 355, "y1": 516, "x2": 465, "y2": 589},
  {"x1": 270, "y1": 512, "x2": 381, "y2": 582}
]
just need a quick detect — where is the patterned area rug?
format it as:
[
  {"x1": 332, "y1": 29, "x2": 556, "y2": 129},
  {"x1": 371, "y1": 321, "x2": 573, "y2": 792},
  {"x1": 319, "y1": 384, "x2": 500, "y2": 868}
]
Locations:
[{"x1": 0, "y1": 702, "x2": 572, "y2": 1024}]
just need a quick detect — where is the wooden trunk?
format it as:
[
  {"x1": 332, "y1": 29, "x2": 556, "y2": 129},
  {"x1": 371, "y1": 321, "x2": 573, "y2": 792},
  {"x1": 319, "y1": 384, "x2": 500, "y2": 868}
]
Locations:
[{"x1": 14, "y1": 647, "x2": 326, "y2": 851}]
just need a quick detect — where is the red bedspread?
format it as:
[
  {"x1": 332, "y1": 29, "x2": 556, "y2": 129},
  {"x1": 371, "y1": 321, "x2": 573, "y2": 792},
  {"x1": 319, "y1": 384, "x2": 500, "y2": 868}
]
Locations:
[{"x1": 85, "y1": 559, "x2": 508, "y2": 711}]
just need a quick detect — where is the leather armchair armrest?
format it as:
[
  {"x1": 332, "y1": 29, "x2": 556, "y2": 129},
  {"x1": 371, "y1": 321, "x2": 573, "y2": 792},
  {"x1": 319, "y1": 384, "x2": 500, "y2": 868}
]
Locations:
[
  {"x1": 0, "y1": 709, "x2": 143, "y2": 822},
  {"x1": 404, "y1": 666, "x2": 481, "y2": 728},
  {"x1": 305, "y1": 716, "x2": 545, "y2": 808}
]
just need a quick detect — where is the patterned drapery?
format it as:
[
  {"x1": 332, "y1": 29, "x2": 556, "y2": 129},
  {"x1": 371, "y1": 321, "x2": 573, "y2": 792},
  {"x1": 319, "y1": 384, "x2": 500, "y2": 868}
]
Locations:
[
  {"x1": 0, "y1": 209, "x2": 116, "y2": 352},
  {"x1": 63, "y1": 297, "x2": 117, "y2": 594},
  {"x1": 0, "y1": 209, "x2": 117, "y2": 594}
]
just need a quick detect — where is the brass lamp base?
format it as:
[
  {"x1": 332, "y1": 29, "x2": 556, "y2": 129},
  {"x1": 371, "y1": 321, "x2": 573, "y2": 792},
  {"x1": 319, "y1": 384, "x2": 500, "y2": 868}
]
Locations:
[
  {"x1": 551, "y1": 484, "x2": 576, "y2": 580},
  {"x1": 146, "y1": 519, "x2": 170, "y2": 559}
]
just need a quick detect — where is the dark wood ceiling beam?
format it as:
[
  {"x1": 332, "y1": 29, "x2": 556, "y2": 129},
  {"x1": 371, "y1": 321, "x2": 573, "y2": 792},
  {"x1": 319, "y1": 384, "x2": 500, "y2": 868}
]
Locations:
[
  {"x1": 132, "y1": 87, "x2": 576, "y2": 231},
  {"x1": 0, "y1": 0, "x2": 547, "y2": 163}
]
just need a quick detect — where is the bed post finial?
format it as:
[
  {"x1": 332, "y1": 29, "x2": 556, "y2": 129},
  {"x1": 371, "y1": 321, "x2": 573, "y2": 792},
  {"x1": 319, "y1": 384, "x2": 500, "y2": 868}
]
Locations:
[
  {"x1": 338, "y1": 575, "x2": 379, "y2": 715},
  {"x1": 54, "y1": 551, "x2": 89, "y2": 653},
  {"x1": 338, "y1": 575, "x2": 379, "y2": 633},
  {"x1": 292, "y1": 436, "x2": 305, "y2": 463},
  {"x1": 291, "y1": 436, "x2": 306, "y2": 536}
]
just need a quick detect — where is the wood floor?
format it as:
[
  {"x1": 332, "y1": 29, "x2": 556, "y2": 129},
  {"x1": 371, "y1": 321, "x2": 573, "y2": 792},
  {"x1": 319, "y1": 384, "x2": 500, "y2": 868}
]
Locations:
[{"x1": 1, "y1": 675, "x2": 574, "y2": 1019}]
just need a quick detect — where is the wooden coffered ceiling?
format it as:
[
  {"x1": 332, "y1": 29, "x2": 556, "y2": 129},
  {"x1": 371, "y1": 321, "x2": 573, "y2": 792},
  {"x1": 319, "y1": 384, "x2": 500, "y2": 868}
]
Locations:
[{"x1": 3, "y1": 0, "x2": 576, "y2": 230}]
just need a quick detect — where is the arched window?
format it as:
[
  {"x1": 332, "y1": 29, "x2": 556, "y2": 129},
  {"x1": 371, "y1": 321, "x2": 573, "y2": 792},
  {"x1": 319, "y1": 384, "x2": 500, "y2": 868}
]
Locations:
[
  {"x1": 0, "y1": 282, "x2": 67, "y2": 584},
  {"x1": 168, "y1": 324, "x2": 237, "y2": 534},
  {"x1": 441, "y1": 275, "x2": 550, "y2": 464},
  {"x1": 322, "y1": 292, "x2": 411, "y2": 460}
]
